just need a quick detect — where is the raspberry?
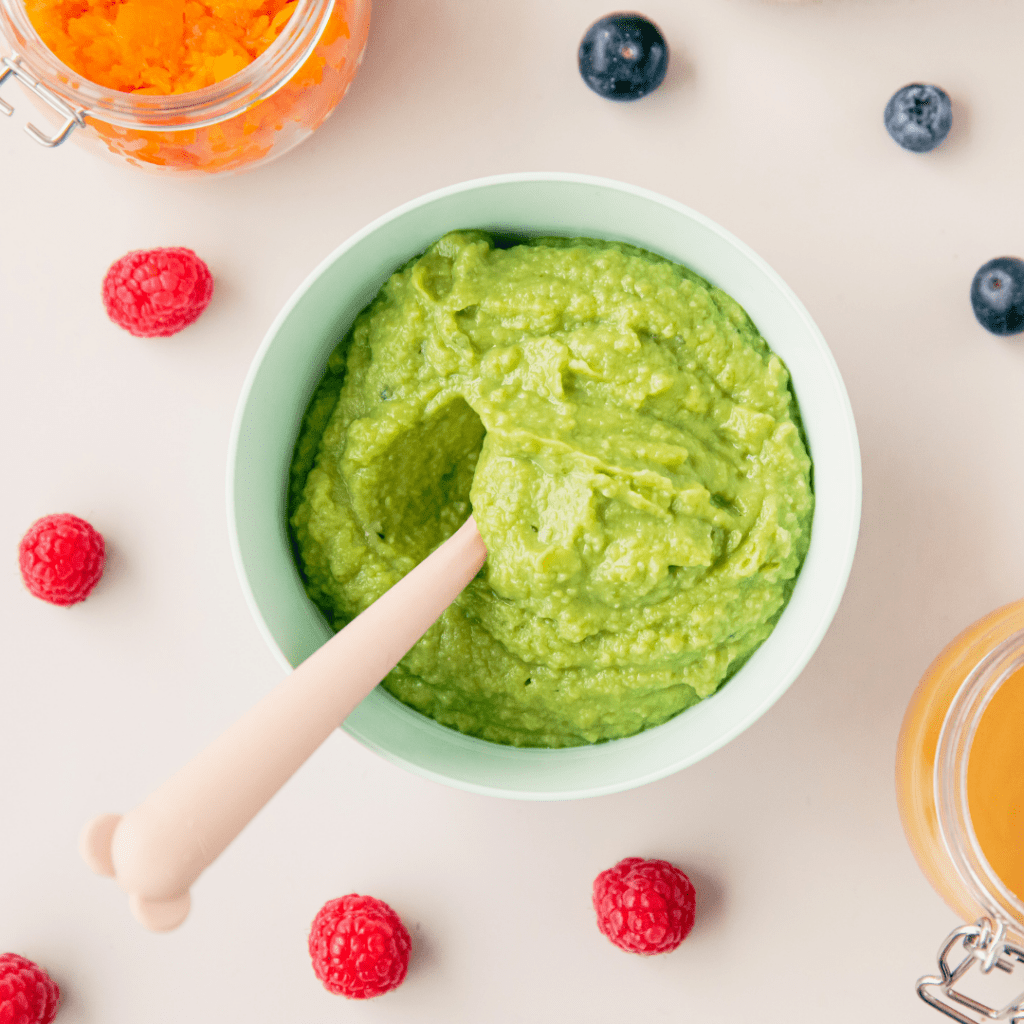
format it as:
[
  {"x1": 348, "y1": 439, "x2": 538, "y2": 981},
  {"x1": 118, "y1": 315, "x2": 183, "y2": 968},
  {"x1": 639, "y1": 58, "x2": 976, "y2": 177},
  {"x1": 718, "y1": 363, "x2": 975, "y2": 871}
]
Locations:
[
  {"x1": 308, "y1": 895, "x2": 411, "y2": 999},
  {"x1": 102, "y1": 247, "x2": 213, "y2": 337},
  {"x1": 0, "y1": 953, "x2": 61, "y2": 1024},
  {"x1": 18, "y1": 513, "x2": 105, "y2": 606},
  {"x1": 592, "y1": 857, "x2": 696, "y2": 955}
]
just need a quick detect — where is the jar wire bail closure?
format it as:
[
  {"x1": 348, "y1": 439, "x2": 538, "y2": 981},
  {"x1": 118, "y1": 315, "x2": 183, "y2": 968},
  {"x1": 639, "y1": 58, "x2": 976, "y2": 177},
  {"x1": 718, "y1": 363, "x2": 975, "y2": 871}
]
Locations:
[
  {"x1": 0, "y1": 52, "x2": 85, "y2": 146},
  {"x1": 917, "y1": 917, "x2": 1024, "y2": 1024}
]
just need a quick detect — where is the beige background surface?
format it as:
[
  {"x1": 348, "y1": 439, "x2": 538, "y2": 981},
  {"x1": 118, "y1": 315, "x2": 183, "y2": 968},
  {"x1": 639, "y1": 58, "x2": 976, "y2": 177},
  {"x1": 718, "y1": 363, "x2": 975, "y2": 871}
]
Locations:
[{"x1": 3, "y1": 1, "x2": 1024, "y2": 1021}]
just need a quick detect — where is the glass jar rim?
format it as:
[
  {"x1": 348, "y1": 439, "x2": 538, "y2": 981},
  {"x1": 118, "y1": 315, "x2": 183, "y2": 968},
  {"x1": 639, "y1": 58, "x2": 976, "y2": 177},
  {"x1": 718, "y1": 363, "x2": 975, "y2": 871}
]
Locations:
[
  {"x1": 0, "y1": 0, "x2": 333, "y2": 130},
  {"x1": 936, "y1": 625, "x2": 1024, "y2": 938}
]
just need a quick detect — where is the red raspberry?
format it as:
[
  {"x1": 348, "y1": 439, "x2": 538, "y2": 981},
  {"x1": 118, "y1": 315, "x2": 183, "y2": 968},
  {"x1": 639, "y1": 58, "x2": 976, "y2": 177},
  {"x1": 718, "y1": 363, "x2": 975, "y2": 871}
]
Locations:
[
  {"x1": 592, "y1": 857, "x2": 696, "y2": 955},
  {"x1": 18, "y1": 513, "x2": 105, "y2": 606},
  {"x1": 102, "y1": 247, "x2": 213, "y2": 337},
  {"x1": 0, "y1": 953, "x2": 60, "y2": 1024},
  {"x1": 308, "y1": 895, "x2": 411, "y2": 999}
]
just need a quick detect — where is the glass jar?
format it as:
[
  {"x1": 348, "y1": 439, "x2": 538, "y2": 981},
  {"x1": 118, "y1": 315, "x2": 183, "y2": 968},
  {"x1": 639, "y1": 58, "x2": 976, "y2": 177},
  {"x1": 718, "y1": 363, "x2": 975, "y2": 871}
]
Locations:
[
  {"x1": 896, "y1": 598, "x2": 1024, "y2": 1023},
  {"x1": 0, "y1": 0, "x2": 370, "y2": 175}
]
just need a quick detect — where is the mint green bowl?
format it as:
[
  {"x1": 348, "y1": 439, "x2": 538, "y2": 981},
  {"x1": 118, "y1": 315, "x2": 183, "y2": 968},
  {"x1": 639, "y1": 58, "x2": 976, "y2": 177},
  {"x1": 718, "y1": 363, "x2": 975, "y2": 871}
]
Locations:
[{"x1": 227, "y1": 172, "x2": 861, "y2": 800}]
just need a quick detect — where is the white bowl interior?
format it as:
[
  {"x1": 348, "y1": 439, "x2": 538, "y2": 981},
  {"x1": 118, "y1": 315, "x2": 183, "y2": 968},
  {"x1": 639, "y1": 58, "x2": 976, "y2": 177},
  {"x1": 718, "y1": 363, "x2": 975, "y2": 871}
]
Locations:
[{"x1": 228, "y1": 173, "x2": 861, "y2": 800}]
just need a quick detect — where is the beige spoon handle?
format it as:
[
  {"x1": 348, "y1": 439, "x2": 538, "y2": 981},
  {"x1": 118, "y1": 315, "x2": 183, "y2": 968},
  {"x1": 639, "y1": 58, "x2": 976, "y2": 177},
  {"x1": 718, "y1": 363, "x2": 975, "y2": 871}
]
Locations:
[{"x1": 80, "y1": 516, "x2": 487, "y2": 932}]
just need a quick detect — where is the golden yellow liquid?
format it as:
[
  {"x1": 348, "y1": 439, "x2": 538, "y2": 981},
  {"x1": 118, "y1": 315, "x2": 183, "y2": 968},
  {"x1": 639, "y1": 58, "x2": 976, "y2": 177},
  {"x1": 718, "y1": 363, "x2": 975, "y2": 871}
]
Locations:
[
  {"x1": 896, "y1": 599, "x2": 1024, "y2": 924},
  {"x1": 968, "y1": 665, "x2": 1024, "y2": 904}
]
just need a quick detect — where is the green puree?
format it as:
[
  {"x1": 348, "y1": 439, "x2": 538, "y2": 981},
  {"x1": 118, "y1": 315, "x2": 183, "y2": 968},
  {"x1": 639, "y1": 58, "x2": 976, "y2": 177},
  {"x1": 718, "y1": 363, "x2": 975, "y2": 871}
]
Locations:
[{"x1": 289, "y1": 231, "x2": 814, "y2": 748}]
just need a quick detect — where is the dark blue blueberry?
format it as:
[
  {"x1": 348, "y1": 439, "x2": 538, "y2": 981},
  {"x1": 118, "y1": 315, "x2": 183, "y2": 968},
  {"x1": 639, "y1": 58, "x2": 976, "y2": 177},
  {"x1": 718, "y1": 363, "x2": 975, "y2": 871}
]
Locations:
[
  {"x1": 883, "y1": 83, "x2": 953, "y2": 152},
  {"x1": 579, "y1": 13, "x2": 668, "y2": 102},
  {"x1": 971, "y1": 257, "x2": 1024, "y2": 336}
]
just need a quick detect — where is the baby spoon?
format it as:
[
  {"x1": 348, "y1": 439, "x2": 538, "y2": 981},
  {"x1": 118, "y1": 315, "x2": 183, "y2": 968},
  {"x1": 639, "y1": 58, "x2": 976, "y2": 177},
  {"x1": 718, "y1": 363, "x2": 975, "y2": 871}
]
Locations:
[{"x1": 79, "y1": 515, "x2": 487, "y2": 932}]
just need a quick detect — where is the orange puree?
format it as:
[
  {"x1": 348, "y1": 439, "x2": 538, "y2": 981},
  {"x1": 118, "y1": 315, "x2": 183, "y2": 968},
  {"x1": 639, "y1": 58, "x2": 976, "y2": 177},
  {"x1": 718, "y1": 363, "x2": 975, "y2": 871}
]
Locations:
[
  {"x1": 24, "y1": 0, "x2": 299, "y2": 93},
  {"x1": 968, "y1": 666, "x2": 1024, "y2": 904}
]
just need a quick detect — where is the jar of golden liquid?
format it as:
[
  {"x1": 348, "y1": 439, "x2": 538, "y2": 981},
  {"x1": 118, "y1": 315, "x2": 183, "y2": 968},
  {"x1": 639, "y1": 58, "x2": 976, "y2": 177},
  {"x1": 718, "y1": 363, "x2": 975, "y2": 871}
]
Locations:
[{"x1": 897, "y1": 599, "x2": 1024, "y2": 1023}]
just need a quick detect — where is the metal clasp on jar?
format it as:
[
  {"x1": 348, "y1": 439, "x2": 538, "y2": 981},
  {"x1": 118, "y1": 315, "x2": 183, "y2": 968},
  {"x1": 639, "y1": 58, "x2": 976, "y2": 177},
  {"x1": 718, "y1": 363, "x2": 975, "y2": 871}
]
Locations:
[
  {"x1": 918, "y1": 917, "x2": 1024, "y2": 1023},
  {"x1": 0, "y1": 52, "x2": 85, "y2": 146}
]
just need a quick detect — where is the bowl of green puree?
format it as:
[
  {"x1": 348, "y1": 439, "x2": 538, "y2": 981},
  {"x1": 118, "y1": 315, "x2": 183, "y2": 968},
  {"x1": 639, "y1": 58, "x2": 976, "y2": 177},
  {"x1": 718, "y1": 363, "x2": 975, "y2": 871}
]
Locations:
[{"x1": 228, "y1": 172, "x2": 861, "y2": 800}]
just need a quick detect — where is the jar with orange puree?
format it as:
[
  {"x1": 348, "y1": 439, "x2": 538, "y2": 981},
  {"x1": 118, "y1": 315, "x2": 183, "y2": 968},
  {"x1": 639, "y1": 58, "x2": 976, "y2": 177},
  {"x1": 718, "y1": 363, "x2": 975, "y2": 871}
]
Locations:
[
  {"x1": 0, "y1": 0, "x2": 369, "y2": 173},
  {"x1": 897, "y1": 598, "x2": 1024, "y2": 1023}
]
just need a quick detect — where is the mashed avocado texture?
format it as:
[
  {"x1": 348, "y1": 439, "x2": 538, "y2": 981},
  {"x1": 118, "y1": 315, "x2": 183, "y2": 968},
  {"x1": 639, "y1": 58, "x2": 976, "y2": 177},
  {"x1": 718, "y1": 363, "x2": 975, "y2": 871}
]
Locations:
[{"x1": 289, "y1": 231, "x2": 814, "y2": 747}]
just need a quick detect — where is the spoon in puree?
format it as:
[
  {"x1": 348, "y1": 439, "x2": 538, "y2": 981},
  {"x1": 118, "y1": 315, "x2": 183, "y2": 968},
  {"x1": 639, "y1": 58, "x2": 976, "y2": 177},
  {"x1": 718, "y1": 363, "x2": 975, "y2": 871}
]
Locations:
[{"x1": 79, "y1": 515, "x2": 487, "y2": 931}]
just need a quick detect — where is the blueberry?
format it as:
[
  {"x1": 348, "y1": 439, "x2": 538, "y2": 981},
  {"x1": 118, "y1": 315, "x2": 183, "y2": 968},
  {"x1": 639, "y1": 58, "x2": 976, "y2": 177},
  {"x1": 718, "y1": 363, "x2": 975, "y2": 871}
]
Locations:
[
  {"x1": 883, "y1": 83, "x2": 953, "y2": 152},
  {"x1": 971, "y1": 257, "x2": 1024, "y2": 336},
  {"x1": 578, "y1": 13, "x2": 668, "y2": 102}
]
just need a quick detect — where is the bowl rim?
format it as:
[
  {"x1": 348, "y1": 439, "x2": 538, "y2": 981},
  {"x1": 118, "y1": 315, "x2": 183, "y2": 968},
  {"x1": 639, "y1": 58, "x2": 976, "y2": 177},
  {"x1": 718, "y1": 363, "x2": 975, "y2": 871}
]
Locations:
[{"x1": 227, "y1": 170, "x2": 862, "y2": 800}]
